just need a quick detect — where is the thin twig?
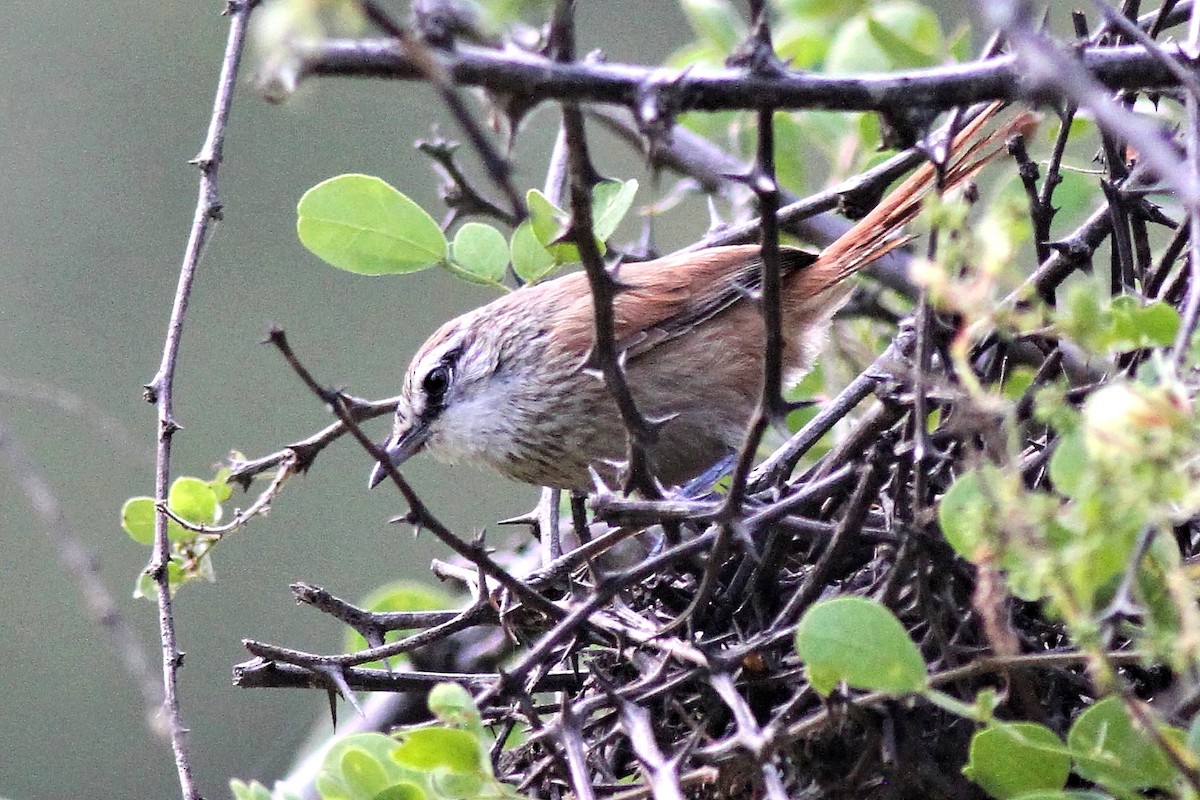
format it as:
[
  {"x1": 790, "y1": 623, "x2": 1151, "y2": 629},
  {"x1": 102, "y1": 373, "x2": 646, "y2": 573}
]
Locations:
[{"x1": 141, "y1": 4, "x2": 256, "y2": 796}]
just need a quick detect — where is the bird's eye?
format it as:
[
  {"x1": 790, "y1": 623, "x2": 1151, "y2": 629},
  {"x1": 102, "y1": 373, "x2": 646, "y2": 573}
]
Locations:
[{"x1": 422, "y1": 365, "x2": 451, "y2": 406}]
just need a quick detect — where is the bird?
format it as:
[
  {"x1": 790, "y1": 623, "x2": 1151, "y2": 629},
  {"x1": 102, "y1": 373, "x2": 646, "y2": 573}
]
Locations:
[{"x1": 368, "y1": 106, "x2": 1033, "y2": 493}]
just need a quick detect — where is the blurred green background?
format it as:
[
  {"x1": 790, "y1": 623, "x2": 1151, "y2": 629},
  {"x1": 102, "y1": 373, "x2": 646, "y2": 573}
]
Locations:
[{"x1": 0, "y1": 0, "x2": 979, "y2": 798}]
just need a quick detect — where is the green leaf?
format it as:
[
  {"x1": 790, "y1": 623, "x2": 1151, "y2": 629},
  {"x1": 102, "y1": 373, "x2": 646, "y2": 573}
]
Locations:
[
  {"x1": 450, "y1": 223, "x2": 509, "y2": 285},
  {"x1": 772, "y1": 113, "x2": 807, "y2": 190},
  {"x1": 229, "y1": 779, "x2": 273, "y2": 800},
  {"x1": 938, "y1": 470, "x2": 988, "y2": 560},
  {"x1": 168, "y1": 477, "x2": 217, "y2": 526},
  {"x1": 825, "y1": 1, "x2": 941, "y2": 73},
  {"x1": 431, "y1": 770, "x2": 484, "y2": 798},
  {"x1": 592, "y1": 179, "x2": 638, "y2": 241},
  {"x1": 370, "y1": 784, "x2": 425, "y2": 800},
  {"x1": 341, "y1": 747, "x2": 391, "y2": 798},
  {"x1": 392, "y1": 728, "x2": 482, "y2": 774},
  {"x1": 122, "y1": 497, "x2": 156, "y2": 545},
  {"x1": 318, "y1": 734, "x2": 412, "y2": 800},
  {"x1": 1048, "y1": 431, "x2": 1087, "y2": 498},
  {"x1": 209, "y1": 467, "x2": 234, "y2": 504},
  {"x1": 795, "y1": 596, "x2": 926, "y2": 696},
  {"x1": 297, "y1": 174, "x2": 447, "y2": 275},
  {"x1": 774, "y1": 22, "x2": 830, "y2": 70},
  {"x1": 526, "y1": 189, "x2": 576, "y2": 262},
  {"x1": 428, "y1": 683, "x2": 482, "y2": 731},
  {"x1": 1006, "y1": 792, "x2": 1113, "y2": 800},
  {"x1": 679, "y1": 0, "x2": 746, "y2": 53},
  {"x1": 509, "y1": 220, "x2": 558, "y2": 284},
  {"x1": 963, "y1": 723, "x2": 1070, "y2": 799},
  {"x1": 133, "y1": 558, "x2": 187, "y2": 600},
  {"x1": 1067, "y1": 696, "x2": 1181, "y2": 791},
  {"x1": 773, "y1": 0, "x2": 865, "y2": 22},
  {"x1": 1136, "y1": 302, "x2": 1181, "y2": 347},
  {"x1": 865, "y1": 13, "x2": 936, "y2": 69}
]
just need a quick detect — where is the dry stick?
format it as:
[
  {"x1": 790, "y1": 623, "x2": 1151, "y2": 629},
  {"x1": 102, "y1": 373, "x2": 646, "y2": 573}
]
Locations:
[
  {"x1": 552, "y1": 4, "x2": 660, "y2": 498},
  {"x1": 300, "y1": 38, "x2": 1190, "y2": 112},
  {"x1": 235, "y1": 657, "x2": 581, "y2": 694},
  {"x1": 0, "y1": 415, "x2": 162, "y2": 731},
  {"x1": 238, "y1": 603, "x2": 490, "y2": 677},
  {"x1": 140, "y1": 3, "x2": 256, "y2": 796},
  {"x1": 226, "y1": 394, "x2": 397, "y2": 486},
  {"x1": 664, "y1": 16, "x2": 788, "y2": 638},
  {"x1": 479, "y1": 528, "x2": 719, "y2": 704}
]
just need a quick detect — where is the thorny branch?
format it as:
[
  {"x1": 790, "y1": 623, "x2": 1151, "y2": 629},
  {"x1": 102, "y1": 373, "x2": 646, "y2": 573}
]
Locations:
[{"x1": 143, "y1": 2, "x2": 256, "y2": 798}]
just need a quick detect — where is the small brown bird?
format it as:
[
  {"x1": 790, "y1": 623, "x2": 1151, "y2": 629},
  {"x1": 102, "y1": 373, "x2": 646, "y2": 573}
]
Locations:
[{"x1": 369, "y1": 107, "x2": 1030, "y2": 492}]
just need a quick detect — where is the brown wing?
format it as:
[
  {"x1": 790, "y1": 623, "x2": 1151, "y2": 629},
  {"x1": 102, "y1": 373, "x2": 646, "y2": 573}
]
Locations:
[{"x1": 550, "y1": 245, "x2": 818, "y2": 361}]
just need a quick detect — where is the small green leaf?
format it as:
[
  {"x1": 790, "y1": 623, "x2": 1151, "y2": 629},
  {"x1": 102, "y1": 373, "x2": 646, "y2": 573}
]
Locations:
[
  {"x1": 168, "y1": 477, "x2": 218, "y2": 526},
  {"x1": 526, "y1": 189, "x2": 576, "y2": 260},
  {"x1": 1048, "y1": 432, "x2": 1087, "y2": 498},
  {"x1": 134, "y1": 558, "x2": 187, "y2": 600},
  {"x1": 450, "y1": 223, "x2": 509, "y2": 285},
  {"x1": 297, "y1": 174, "x2": 447, "y2": 275},
  {"x1": 122, "y1": 497, "x2": 156, "y2": 545},
  {"x1": 963, "y1": 723, "x2": 1070, "y2": 799},
  {"x1": 592, "y1": 179, "x2": 638, "y2": 241},
  {"x1": 341, "y1": 747, "x2": 390, "y2": 798},
  {"x1": 431, "y1": 770, "x2": 484, "y2": 798},
  {"x1": 1136, "y1": 302, "x2": 1181, "y2": 347},
  {"x1": 865, "y1": 13, "x2": 935, "y2": 69},
  {"x1": 370, "y1": 783, "x2": 425, "y2": 800},
  {"x1": 938, "y1": 470, "x2": 987, "y2": 560},
  {"x1": 774, "y1": 22, "x2": 830, "y2": 70},
  {"x1": 679, "y1": 0, "x2": 746, "y2": 53},
  {"x1": 1005, "y1": 792, "x2": 1113, "y2": 799},
  {"x1": 795, "y1": 596, "x2": 926, "y2": 696},
  {"x1": 825, "y1": 1, "x2": 941, "y2": 73},
  {"x1": 318, "y1": 733, "x2": 409, "y2": 800},
  {"x1": 510, "y1": 220, "x2": 558, "y2": 284},
  {"x1": 1068, "y1": 696, "x2": 1181, "y2": 791},
  {"x1": 209, "y1": 468, "x2": 234, "y2": 504},
  {"x1": 774, "y1": 0, "x2": 865, "y2": 22},
  {"x1": 229, "y1": 779, "x2": 273, "y2": 800},
  {"x1": 428, "y1": 683, "x2": 482, "y2": 731},
  {"x1": 392, "y1": 728, "x2": 482, "y2": 774}
]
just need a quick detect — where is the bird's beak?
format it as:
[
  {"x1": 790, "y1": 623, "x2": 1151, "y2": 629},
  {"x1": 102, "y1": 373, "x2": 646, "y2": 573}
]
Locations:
[{"x1": 367, "y1": 422, "x2": 428, "y2": 489}]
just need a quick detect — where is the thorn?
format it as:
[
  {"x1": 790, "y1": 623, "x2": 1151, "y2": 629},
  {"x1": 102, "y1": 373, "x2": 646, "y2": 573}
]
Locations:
[
  {"x1": 497, "y1": 511, "x2": 539, "y2": 528},
  {"x1": 318, "y1": 666, "x2": 364, "y2": 718},
  {"x1": 781, "y1": 396, "x2": 822, "y2": 414},
  {"x1": 387, "y1": 511, "x2": 419, "y2": 526},
  {"x1": 730, "y1": 520, "x2": 761, "y2": 563},
  {"x1": 1047, "y1": 237, "x2": 1092, "y2": 261},
  {"x1": 706, "y1": 196, "x2": 726, "y2": 234},
  {"x1": 326, "y1": 688, "x2": 339, "y2": 730},
  {"x1": 748, "y1": 171, "x2": 778, "y2": 197},
  {"x1": 588, "y1": 465, "x2": 613, "y2": 495}
]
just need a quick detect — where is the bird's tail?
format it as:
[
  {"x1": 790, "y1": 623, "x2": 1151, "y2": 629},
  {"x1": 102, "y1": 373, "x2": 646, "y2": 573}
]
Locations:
[{"x1": 792, "y1": 103, "x2": 1039, "y2": 304}]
